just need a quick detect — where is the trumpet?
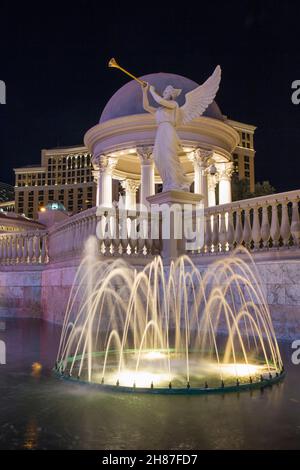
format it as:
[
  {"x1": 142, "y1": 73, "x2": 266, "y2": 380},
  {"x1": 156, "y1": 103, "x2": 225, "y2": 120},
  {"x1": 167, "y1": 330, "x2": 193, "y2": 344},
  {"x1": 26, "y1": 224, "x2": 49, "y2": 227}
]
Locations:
[{"x1": 108, "y1": 58, "x2": 147, "y2": 87}]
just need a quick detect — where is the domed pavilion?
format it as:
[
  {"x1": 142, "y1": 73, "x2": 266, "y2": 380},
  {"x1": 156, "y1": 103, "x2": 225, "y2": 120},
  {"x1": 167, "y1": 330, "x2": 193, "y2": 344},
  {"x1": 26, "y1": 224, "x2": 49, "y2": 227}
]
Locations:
[{"x1": 84, "y1": 72, "x2": 239, "y2": 210}]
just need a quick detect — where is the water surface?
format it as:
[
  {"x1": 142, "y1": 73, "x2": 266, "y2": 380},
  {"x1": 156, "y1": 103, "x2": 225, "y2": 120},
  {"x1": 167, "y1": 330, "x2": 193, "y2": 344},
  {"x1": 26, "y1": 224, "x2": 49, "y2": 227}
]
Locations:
[{"x1": 0, "y1": 318, "x2": 299, "y2": 450}]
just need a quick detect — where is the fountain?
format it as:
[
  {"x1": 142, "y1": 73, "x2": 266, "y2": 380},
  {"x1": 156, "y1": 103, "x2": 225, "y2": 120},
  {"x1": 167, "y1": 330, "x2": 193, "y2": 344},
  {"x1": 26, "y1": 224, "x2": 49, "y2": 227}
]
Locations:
[{"x1": 55, "y1": 237, "x2": 284, "y2": 394}]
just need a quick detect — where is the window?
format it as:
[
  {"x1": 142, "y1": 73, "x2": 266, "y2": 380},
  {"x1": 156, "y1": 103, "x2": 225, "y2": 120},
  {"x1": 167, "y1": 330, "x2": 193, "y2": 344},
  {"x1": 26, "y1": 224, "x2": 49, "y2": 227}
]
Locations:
[
  {"x1": 245, "y1": 171, "x2": 250, "y2": 178},
  {"x1": 244, "y1": 163, "x2": 250, "y2": 170},
  {"x1": 244, "y1": 156, "x2": 250, "y2": 163}
]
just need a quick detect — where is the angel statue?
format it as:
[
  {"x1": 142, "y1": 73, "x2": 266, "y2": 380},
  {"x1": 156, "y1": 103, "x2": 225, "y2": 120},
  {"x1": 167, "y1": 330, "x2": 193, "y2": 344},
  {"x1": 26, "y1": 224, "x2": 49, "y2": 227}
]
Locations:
[{"x1": 141, "y1": 66, "x2": 221, "y2": 192}]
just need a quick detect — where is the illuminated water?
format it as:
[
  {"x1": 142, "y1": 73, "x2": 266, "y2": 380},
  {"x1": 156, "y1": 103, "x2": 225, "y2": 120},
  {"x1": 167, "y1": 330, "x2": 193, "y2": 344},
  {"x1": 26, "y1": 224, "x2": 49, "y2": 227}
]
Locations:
[
  {"x1": 0, "y1": 318, "x2": 299, "y2": 449},
  {"x1": 56, "y1": 238, "x2": 282, "y2": 390}
]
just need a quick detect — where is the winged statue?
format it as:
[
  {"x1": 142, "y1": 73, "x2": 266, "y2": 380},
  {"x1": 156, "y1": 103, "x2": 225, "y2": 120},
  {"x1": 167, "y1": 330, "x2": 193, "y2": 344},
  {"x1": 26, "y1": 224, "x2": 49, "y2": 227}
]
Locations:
[{"x1": 141, "y1": 66, "x2": 221, "y2": 191}]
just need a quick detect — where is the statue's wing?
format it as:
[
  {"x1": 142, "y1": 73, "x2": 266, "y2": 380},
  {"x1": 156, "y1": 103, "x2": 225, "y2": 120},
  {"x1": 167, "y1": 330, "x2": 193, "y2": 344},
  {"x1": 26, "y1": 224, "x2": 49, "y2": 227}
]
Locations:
[{"x1": 179, "y1": 65, "x2": 221, "y2": 125}]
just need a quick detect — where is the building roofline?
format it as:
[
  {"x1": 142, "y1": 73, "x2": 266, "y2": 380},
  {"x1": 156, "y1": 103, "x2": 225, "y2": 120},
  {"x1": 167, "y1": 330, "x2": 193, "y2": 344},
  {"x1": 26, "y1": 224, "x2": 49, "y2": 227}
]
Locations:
[
  {"x1": 14, "y1": 166, "x2": 46, "y2": 172},
  {"x1": 225, "y1": 118, "x2": 257, "y2": 132},
  {"x1": 42, "y1": 144, "x2": 88, "y2": 155}
]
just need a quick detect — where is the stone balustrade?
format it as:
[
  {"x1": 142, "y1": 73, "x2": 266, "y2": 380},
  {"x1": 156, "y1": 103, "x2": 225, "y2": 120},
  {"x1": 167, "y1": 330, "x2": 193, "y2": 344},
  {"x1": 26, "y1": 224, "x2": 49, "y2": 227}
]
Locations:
[
  {"x1": 1, "y1": 190, "x2": 299, "y2": 265},
  {"x1": 0, "y1": 230, "x2": 48, "y2": 265},
  {"x1": 47, "y1": 206, "x2": 160, "y2": 261},
  {"x1": 190, "y1": 189, "x2": 300, "y2": 255}
]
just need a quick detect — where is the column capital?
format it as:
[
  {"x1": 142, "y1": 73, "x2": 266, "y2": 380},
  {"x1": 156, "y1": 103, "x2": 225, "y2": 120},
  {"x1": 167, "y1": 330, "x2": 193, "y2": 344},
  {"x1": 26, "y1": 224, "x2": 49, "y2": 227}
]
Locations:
[
  {"x1": 188, "y1": 148, "x2": 212, "y2": 169},
  {"x1": 136, "y1": 146, "x2": 154, "y2": 165},
  {"x1": 121, "y1": 178, "x2": 140, "y2": 194},
  {"x1": 94, "y1": 155, "x2": 118, "y2": 175},
  {"x1": 217, "y1": 162, "x2": 234, "y2": 181}
]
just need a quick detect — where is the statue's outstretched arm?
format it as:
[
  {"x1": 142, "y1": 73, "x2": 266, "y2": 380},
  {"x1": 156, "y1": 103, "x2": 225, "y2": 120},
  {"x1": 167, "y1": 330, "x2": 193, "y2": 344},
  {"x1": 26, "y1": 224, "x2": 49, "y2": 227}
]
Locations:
[
  {"x1": 142, "y1": 84, "x2": 156, "y2": 114},
  {"x1": 149, "y1": 86, "x2": 177, "y2": 109}
]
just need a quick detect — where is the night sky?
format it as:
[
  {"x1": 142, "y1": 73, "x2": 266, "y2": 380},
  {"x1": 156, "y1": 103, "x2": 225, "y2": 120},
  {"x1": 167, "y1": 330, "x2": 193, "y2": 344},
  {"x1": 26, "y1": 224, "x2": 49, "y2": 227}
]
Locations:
[{"x1": 0, "y1": 0, "x2": 299, "y2": 192}]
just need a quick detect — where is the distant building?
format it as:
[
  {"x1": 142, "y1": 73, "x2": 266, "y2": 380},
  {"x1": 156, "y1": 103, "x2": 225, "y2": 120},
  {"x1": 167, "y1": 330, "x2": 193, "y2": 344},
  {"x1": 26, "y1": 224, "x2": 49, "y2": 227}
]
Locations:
[
  {"x1": 14, "y1": 146, "x2": 97, "y2": 219},
  {"x1": 226, "y1": 119, "x2": 256, "y2": 193}
]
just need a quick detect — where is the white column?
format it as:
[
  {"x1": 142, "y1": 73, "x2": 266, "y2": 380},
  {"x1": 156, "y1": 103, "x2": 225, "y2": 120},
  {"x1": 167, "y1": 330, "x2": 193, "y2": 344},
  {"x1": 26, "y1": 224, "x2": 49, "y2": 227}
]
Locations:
[
  {"x1": 218, "y1": 162, "x2": 233, "y2": 205},
  {"x1": 93, "y1": 155, "x2": 117, "y2": 208},
  {"x1": 207, "y1": 174, "x2": 217, "y2": 207},
  {"x1": 137, "y1": 146, "x2": 155, "y2": 208},
  {"x1": 188, "y1": 148, "x2": 211, "y2": 207},
  {"x1": 121, "y1": 179, "x2": 140, "y2": 211}
]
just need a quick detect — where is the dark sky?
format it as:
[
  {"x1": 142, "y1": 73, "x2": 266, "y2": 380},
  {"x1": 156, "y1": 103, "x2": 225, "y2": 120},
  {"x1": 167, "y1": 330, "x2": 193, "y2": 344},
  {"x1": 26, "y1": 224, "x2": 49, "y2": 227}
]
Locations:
[{"x1": 0, "y1": 0, "x2": 299, "y2": 192}]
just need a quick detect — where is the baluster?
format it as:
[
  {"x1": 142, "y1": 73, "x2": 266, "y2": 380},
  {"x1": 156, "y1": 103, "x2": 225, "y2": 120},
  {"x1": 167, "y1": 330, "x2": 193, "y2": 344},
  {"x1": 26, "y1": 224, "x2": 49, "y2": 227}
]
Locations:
[
  {"x1": 234, "y1": 209, "x2": 243, "y2": 246},
  {"x1": 242, "y1": 208, "x2": 252, "y2": 249},
  {"x1": 226, "y1": 211, "x2": 235, "y2": 251},
  {"x1": 252, "y1": 205, "x2": 261, "y2": 250},
  {"x1": 3, "y1": 238, "x2": 8, "y2": 264},
  {"x1": 23, "y1": 235, "x2": 28, "y2": 263},
  {"x1": 280, "y1": 201, "x2": 291, "y2": 247},
  {"x1": 112, "y1": 213, "x2": 120, "y2": 256},
  {"x1": 103, "y1": 217, "x2": 112, "y2": 255},
  {"x1": 204, "y1": 213, "x2": 212, "y2": 253},
  {"x1": 145, "y1": 215, "x2": 153, "y2": 256},
  {"x1": 211, "y1": 213, "x2": 219, "y2": 252},
  {"x1": 219, "y1": 211, "x2": 227, "y2": 252},
  {"x1": 95, "y1": 215, "x2": 104, "y2": 254},
  {"x1": 28, "y1": 234, "x2": 34, "y2": 263},
  {"x1": 261, "y1": 203, "x2": 270, "y2": 248},
  {"x1": 17, "y1": 235, "x2": 23, "y2": 262},
  {"x1": 7, "y1": 237, "x2": 12, "y2": 264},
  {"x1": 270, "y1": 202, "x2": 280, "y2": 247},
  {"x1": 34, "y1": 232, "x2": 41, "y2": 262},
  {"x1": 291, "y1": 199, "x2": 300, "y2": 246},
  {"x1": 136, "y1": 212, "x2": 146, "y2": 256},
  {"x1": 11, "y1": 236, "x2": 17, "y2": 264},
  {"x1": 129, "y1": 216, "x2": 137, "y2": 255},
  {"x1": 41, "y1": 234, "x2": 47, "y2": 263}
]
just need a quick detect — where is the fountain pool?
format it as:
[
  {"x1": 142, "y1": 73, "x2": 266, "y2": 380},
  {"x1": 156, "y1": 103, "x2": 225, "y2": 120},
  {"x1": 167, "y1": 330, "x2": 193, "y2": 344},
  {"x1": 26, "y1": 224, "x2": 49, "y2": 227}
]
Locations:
[{"x1": 55, "y1": 237, "x2": 284, "y2": 393}]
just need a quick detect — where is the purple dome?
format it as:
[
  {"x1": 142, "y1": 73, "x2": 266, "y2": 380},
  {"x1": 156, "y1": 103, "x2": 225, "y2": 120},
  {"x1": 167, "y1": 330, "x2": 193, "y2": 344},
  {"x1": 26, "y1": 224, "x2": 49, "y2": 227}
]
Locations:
[{"x1": 100, "y1": 72, "x2": 223, "y2": 123}]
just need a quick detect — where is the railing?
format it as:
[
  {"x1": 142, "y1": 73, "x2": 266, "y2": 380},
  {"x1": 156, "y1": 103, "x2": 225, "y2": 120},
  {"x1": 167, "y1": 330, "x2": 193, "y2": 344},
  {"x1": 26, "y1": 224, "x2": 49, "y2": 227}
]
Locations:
[
  {"x1": 0, "y1": 230, "x2": 48, "y2": 265},
  {"x1": 47, "y1": 206, "x2": 160, "y2": 261},
  {"x1": 1, "y1": 190, "x2": 299, "y2": 265},
  {"x1": 191, "y1": 189, "x2": 300, "y2": 255}
]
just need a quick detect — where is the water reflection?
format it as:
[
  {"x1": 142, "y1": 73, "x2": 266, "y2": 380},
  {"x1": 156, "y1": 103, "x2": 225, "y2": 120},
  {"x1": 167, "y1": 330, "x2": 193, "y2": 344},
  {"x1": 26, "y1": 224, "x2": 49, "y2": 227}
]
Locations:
[{"x1": 0, "y1": 318, "x2": 299, "y2": 450}]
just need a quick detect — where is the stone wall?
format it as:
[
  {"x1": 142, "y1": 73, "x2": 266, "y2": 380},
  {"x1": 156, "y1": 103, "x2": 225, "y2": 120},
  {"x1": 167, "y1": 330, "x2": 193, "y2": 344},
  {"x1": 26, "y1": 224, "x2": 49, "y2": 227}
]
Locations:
[
  {"x1": 0, "y1": 254, "x2": 300, "y2": 340},
  {"x1": 0, "y1": 266, "x2": 43, "y2": 318}
]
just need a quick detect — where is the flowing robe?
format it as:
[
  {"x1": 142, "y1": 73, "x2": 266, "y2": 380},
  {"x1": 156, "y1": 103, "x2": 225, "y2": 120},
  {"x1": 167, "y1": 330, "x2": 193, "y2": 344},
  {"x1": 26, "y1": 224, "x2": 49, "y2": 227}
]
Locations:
[{"x1": 149, "y1": 88, "x2": 191, "y2": 192}]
